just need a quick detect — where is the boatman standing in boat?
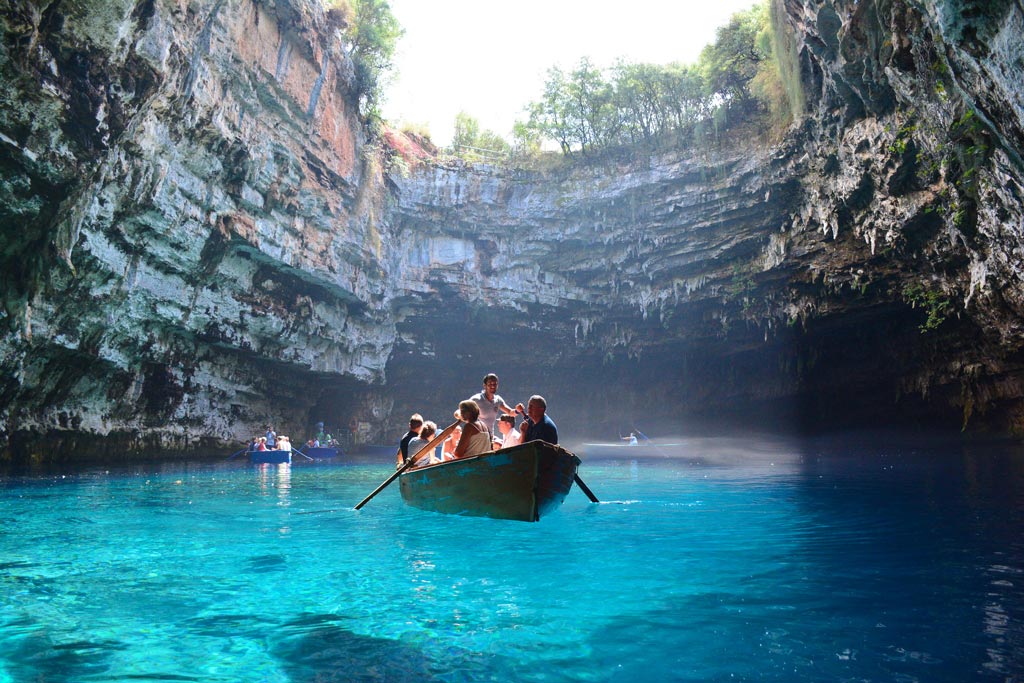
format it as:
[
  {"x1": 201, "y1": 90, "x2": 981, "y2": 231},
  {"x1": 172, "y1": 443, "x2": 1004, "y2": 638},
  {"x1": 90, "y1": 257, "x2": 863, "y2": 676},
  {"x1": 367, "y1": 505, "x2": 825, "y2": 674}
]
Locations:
[
  {"x1": 468, "y1": 373, "x2": 517, "y2": 437},
  {"x1": 515, "y1": 395, "x2": 558, "y2": 445}
]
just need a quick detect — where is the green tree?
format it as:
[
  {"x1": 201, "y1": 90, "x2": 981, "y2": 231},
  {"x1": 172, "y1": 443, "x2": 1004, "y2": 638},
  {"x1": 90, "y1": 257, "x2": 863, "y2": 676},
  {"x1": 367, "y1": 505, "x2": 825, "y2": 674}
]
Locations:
[
  {"x1": 343, "y1": 0, "x2": 403, "y2": 115},
  {"x1": 612, "y1": 61, "x2": 668, "y2": 144},
  {"x1": 450, "y1": 111, "x2": 509, "y2": 160},
  {"x1": 567, "y1": 57, "x2": 618, "y2": 151},
  {"x1": 517, "y1": 0, "x2": 800, "y2": 156},
  {"x1": 511, "y1": 120, "x2": 542, "y2": 158},
  {"x1": 698, "y1": 3, "x2": 769, "y2": 115},
  {"x1": 659, "y1": 62, "x2": 707, "y2": 133},
  {"x1": 452, "y1": 111, "x2": 481, "y2": 151},
  {"x1": 527, "y1": 66, "x2": 575, "y2": 155}
]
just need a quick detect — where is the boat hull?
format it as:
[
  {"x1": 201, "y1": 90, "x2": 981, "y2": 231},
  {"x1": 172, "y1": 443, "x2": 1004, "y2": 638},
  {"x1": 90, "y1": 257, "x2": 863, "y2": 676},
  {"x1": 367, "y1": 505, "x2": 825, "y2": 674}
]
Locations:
[
  {"x1": 304, "y1": 446, "x2": 340, "y2": 459},
  {"x1": 250, "y1": 449, "x2": 291, "y2": 464},
  {"x1": 398, "y1": 441, "x2": 579, "y2": 522}
]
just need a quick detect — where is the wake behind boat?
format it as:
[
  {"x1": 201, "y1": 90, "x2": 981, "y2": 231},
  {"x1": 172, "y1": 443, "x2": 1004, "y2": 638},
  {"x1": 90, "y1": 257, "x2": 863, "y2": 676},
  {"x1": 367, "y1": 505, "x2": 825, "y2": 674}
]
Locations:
[{"x1": 398, "y1": 441, "x2": 580, "y2": 522}]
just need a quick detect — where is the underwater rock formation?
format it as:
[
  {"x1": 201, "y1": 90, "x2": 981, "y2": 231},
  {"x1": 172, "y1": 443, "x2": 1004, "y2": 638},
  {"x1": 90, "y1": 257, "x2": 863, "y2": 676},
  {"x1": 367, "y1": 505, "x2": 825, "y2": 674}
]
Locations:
[{"x1": 1, "y1": 0, "x2": 1022, "y2": 461}]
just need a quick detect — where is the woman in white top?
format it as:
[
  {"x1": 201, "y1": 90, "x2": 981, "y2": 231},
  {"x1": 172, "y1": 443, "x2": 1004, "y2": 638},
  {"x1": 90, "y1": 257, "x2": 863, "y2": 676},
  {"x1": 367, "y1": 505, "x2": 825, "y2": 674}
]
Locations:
[{"x1": 453, "y1": 400, "x2": 493, "y2": 459}]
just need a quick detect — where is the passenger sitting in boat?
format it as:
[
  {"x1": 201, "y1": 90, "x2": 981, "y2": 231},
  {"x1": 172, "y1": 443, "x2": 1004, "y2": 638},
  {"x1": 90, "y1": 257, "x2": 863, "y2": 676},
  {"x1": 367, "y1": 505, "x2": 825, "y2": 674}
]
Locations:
[
  {"x1": 453, "y1": 400, "x2": 492, "y2": 458},
  {"x1": 496, "y1": 414, "x2": 521, "y2": 449},
  {"x1": 407, "y1": 421, "x2": 439, "y2": 467},
  {"x1": 257, "y1": 437, "x2": 268, "y2": 451},
  {"x1": 306, "y1": 439, "x2": 315, "y2": 448},
  {"x1": 277, "y1": 436, "x2": 291, "y2": 451},
  {"x1": 398, "y1": 414, "x2": 424, "y2": 466},
  {"x1": 442, "y1": 425, "x2": 461, "y2": 460},
  {"x1": 515, "y1": 395, "x2": 558, "y2": 445}
]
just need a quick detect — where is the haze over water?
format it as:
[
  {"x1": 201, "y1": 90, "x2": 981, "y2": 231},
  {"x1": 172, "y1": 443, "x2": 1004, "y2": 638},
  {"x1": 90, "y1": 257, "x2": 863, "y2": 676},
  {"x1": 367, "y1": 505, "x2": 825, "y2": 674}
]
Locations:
[{"x1": 2, "y1": 433, "x2": 1022, "y2": 682}]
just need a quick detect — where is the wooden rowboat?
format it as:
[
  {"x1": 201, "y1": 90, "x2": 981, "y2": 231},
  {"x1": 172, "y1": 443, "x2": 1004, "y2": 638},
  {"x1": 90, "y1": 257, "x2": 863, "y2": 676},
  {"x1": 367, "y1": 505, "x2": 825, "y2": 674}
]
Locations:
[
  {"x1": 398, "y1": 441, "x2": 580, "y2": 522},
  {"x1": 250, "y1": 449, "x2": 291, "y2": 464},
  {"x1": 302, "y1": 446, "x2": 340, "y2": 459}
]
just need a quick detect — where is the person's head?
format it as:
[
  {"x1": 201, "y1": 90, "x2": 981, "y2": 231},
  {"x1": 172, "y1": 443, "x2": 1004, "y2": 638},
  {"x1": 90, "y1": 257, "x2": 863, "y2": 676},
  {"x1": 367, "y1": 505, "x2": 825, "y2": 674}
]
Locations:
[
  {"x1": 482, "y1": 373, "x2": 499, "y2": 395},
  {"x1": 409, "y1": 413, "x2": 423, "y2": 432},
  {"x1": 527, "y1": 395, "x2": 547, "y2": 423},
  {"x1": 458, "y1": 400, "x2": 480, "y2": 422},
  {"x1": 498, "y1": 414, "x2": 515, "y2": 434},
  {"x1": 420, "y1": 421, "x2": 437, "y2": 440}
]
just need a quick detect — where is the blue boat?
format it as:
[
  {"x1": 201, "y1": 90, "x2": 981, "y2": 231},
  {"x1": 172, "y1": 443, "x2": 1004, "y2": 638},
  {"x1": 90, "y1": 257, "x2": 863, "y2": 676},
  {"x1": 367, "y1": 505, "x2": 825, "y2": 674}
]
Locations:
[
  {"x1": 303, "y1": 446, "x2": 340, "y2": 459},
  {"x1": 249, "y1": 449, "x2": 291, "y2": 464}
]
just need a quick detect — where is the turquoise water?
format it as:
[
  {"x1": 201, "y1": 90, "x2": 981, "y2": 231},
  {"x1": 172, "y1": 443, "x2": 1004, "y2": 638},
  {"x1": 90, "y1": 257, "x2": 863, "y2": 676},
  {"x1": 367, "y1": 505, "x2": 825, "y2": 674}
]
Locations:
[{"x1": 2, "y1": 435, "x2": 1023, "y2": 682}]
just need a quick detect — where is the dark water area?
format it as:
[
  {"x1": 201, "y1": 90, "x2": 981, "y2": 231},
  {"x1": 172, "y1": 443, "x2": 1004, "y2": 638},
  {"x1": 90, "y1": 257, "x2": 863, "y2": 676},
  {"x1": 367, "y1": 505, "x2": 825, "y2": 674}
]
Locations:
[{"x1": 1, "y1": 431, "x2": 1022, "y2": 682}]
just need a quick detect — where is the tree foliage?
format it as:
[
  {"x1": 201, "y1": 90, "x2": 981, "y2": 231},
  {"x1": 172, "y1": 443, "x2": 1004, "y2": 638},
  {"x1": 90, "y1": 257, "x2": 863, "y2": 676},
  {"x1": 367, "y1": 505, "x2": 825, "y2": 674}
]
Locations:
[
  {"x1": 450, "y1": 111, "x2": 510, "y2": 161},
  {"x1": 517, "y1": 0, "x2": 803, "y2": 157},
  {"x1": 338, "y1": 0, "x2": 403, "y2": 116}
]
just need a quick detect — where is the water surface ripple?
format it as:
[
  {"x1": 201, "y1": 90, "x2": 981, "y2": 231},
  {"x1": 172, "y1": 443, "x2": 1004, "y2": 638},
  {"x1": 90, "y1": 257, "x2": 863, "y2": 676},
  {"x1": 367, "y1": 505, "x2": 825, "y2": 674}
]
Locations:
[{"x1": 2, "y1": 437, "x2": 1022, "y2": 682}]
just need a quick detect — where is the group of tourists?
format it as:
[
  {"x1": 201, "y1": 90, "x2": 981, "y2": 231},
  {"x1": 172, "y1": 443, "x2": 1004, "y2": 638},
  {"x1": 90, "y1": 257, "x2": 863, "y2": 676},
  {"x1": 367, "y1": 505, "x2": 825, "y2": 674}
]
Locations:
[
  {"x1": 306, "y1": 423, "x2": 340, "y2": 449},
  {"x1": 248, "y1": 425, "x2": 336, "y2": 452},
  {"x1": 397, "y1": 373, "x2": 558, "y2": 469},
  {"x1": 248, "y1": 428, "x2": 292, "y2": 452}
]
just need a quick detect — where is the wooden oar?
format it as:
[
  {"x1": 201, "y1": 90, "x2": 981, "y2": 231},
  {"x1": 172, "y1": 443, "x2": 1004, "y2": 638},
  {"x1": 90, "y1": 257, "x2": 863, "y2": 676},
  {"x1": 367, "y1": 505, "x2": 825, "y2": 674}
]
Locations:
[
  {"x1": 292, "y1": 448, "x2": 313, "y2": 461},
  {"x1": 354, "y1": 420, "x2": 460, "y2": 510},
  {"x1": 226, "y1": 447, "x2": 249, "y2": 461},
  {"x1": 574, "y1": 473, "x2": 599, "y2": 503}
]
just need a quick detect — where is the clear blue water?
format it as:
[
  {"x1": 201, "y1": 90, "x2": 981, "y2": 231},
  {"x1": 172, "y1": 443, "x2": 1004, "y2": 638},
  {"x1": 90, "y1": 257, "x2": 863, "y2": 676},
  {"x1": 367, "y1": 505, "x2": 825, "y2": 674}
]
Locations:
[{"x1": 2, "y1": 434, "x2": 1023, "y2": 682}]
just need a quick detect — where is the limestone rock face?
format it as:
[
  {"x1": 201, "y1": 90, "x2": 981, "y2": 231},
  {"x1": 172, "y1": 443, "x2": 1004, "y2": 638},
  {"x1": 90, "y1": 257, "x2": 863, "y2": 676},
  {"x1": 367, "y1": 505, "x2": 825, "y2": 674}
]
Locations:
[
  {"x1": 1, "y1": 0, "x2": 394, "y2": 457},
  {"x1": 386, "y1": 0, "x2": 1024, "y2": 436},
  {"x1": 1, "y1": 0, "x2": 1023, "y2": 461}
]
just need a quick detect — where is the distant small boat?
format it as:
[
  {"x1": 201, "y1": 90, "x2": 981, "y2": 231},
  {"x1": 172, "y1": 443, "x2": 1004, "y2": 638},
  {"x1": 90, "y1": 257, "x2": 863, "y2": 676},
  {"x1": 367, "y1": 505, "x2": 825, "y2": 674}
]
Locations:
[
  {"x1": 582, "y1": 442, "x2": 682, "y2": 458},
  {"x1": 302, "y1": 446, "x2": 341, "y2": 459},
  {"x1": 398, "y1": 441, "x2": 579, "y2": 522},
  {"x1": 250, "y1": 449, "x2": 291, "y2": 464}
]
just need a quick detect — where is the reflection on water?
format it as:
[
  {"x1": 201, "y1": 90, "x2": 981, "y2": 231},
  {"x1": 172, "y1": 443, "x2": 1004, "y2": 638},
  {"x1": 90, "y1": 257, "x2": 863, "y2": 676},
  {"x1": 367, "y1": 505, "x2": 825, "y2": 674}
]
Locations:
[
  {"x1": 0, "y1": 433, "x2": 1022, "y2": 682},
  {"x1": 255, "y1": 462, "x2": 291, "y2": 507}
]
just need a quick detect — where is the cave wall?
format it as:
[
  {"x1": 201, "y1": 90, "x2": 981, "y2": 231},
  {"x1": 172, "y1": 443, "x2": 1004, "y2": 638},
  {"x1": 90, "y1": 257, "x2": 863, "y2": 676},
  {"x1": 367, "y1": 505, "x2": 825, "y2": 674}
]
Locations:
[
  {"x1": 1, "y1": 0, "x2": 395, "y2": 459},
  {"x1": 1, "y1": 0, "x2": 1023, "y2": 462}
]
